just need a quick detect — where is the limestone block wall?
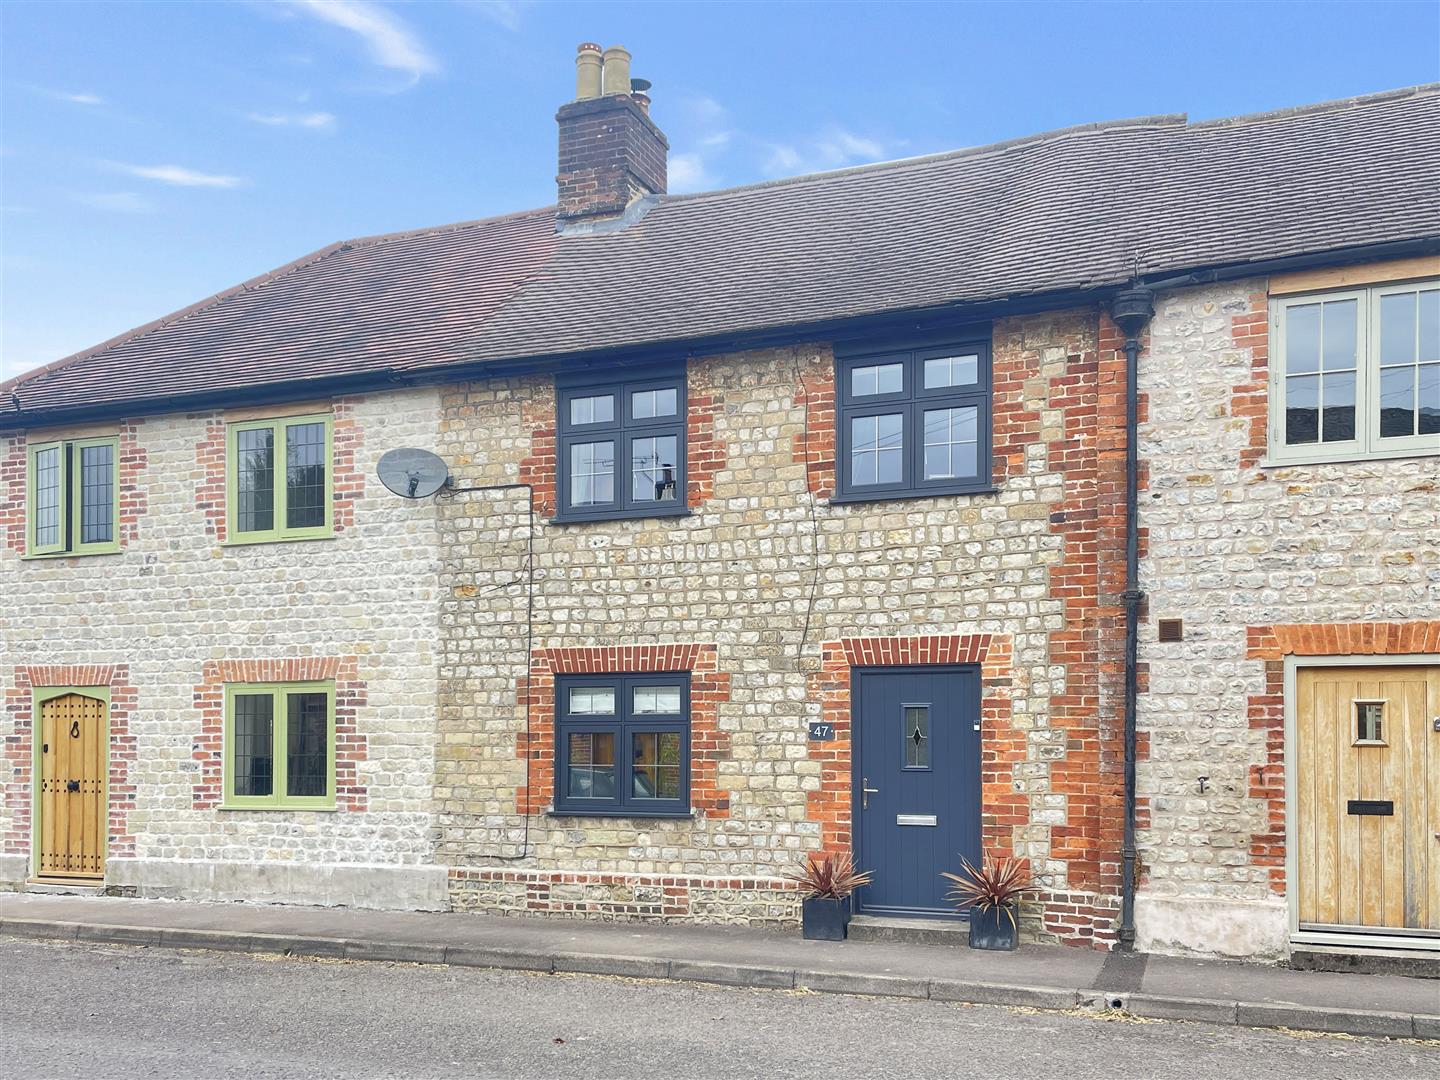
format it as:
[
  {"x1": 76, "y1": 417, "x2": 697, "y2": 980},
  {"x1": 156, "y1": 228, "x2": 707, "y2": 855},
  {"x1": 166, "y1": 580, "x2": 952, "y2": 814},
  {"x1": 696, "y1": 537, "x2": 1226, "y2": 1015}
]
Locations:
[
  {"x1": 0, "y1": 388, "x2": 446, "y2": 907},
  {"x1": 1135, "y1": 277, "x2": 1440, "y2": 958}
]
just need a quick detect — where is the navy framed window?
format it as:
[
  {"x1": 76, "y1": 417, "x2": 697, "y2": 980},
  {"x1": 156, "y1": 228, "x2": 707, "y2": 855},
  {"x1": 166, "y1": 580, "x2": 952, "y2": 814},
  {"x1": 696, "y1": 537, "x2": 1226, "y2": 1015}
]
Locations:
[
  {"x1": 553, "y1": 674, "x2": 691, "y2": 817},
  {"x1": 833, "y1": 335, "x2": 992, "y2": 501},
  {"x1": 556, "y1": 369, "x2": 687, "y2": 522}
]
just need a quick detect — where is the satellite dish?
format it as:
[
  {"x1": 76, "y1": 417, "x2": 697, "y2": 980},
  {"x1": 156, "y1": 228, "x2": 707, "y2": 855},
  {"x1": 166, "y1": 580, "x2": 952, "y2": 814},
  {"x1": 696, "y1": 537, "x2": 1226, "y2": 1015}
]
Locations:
[{"x1": 377, "y1": 448, "x2": 450, "y2": 499}]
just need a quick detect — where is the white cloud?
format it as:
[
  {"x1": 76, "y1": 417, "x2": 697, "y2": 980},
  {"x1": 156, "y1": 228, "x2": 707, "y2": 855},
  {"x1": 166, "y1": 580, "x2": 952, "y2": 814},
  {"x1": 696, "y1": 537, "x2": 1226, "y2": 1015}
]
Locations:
[
  {"x1": 287, "y1": 0, "x2": 438, "y2": 83},
  {"x1": 467, "y1": 1, "x2": 531, "y2": 30},
  {"x1": 247, "y1": 110, "x2": 337, "y2": 130},
  {"x1": 110, "y1": 163, "x2": 246, "y2": 188},
  {"x1": 668, "y1": 153, "x2": 716, "y2": 195},
  {"x1": 72, "y1": 192, "x2": 155, "y2": 214},
  {"x1": 51, "y1": 90, "x2": 105, "y2": 106},
  {"x1": 761, "y1": 127, "x2": 892, "y2": 177}
]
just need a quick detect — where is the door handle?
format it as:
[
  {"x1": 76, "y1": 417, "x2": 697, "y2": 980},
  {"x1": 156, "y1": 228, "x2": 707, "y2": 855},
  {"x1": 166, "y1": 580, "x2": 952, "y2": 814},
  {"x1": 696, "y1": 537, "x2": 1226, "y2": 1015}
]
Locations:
[
  {"x1": 862, "y1": 777, "x2": 879, "y2": 810},
  {"x1": 66, "y1": 780, "x2": 80, "y2": 793}
]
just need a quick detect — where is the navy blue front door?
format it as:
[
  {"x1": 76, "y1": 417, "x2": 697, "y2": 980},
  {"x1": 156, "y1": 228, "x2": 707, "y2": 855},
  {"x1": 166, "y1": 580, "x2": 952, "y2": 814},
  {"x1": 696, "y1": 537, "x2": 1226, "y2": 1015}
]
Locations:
[{"x1": 854, "y1": 668, "x2": 981, "y2": 917}]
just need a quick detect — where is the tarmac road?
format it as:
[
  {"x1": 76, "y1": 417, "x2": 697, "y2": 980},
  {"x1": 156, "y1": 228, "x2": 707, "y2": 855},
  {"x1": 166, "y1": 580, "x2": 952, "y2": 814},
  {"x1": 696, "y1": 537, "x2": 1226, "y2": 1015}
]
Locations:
[{"x1": 1, "y1": 936, "x2": 1435, "y2": 1079}]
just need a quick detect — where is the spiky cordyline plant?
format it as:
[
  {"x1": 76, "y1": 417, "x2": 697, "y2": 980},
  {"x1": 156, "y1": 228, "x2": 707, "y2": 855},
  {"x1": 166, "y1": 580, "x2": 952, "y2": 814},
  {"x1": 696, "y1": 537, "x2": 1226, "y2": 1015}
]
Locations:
[
  {"x1": 941, "y1": 855, "x2": 1038, "y2": 931},
  {"x1": 786, "y1": 853, "x2": 873, "y2": 900}
]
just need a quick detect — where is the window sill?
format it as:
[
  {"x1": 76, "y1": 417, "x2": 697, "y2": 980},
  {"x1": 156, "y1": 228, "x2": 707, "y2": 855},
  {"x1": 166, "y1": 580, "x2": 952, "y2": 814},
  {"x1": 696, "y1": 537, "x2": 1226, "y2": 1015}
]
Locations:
[
  {"x1": 221, "y1": 531, "x2": 338, "y2": 548},
  {"x1": 219, "y1": 803, "x2": 339, "y2": 812},
  {"x1": 547, "y1": 809, "x2": 695, "y2": 820},
  {"x1": 1260, "y1": 445, "x2": 1439, "y2": 468},
  {"x1": 549, "y1": 507, "x2": 693, "y2": 526},
  {"x1": 21, "y1": 546, "x2": 122, "y2": 561},
  {"x1": 826, "y1": 486, "x2": 997, "y2": 506}
]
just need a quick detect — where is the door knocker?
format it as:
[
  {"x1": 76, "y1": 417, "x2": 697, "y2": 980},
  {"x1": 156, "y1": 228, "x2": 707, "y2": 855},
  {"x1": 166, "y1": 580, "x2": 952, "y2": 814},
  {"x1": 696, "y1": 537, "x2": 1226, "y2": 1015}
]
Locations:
[{"x1": 69, "y1": 720, "x2": 80, "y2": 739}]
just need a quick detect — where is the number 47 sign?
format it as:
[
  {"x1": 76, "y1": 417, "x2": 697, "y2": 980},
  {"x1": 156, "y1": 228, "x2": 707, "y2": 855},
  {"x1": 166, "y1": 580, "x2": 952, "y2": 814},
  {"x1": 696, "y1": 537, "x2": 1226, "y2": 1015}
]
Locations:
[{"x1": 807, "y1": 721, "x2": 836, "y2": 741}]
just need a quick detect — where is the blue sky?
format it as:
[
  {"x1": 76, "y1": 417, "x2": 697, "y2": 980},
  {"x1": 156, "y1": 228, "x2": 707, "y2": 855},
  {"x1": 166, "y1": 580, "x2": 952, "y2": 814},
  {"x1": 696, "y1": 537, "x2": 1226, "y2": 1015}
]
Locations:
[{"x1": 3, "y1": 0, "x2": 1438, "y2": 382}]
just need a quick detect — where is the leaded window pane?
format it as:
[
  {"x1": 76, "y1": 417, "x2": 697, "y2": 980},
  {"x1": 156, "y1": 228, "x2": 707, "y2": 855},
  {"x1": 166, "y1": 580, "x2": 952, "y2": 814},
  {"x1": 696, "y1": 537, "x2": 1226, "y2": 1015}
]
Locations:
[
  {"x1": 32, "y1": 446, "x2": 62, "y2": 548},
  {"x1": 285, "y1": 422, "x2": 326, "y2": 529},
  {"x1": 286, "y1": 693, "x2": 328, "y2": 797},
  {"x1": 632, "y1": 388, "x2": 677, "y2": 419},
  {"x1": 569, "y1": 687, "x2": 616, "y2": 715},
  {"x1": 79, "y1": 443, "x2": 114, "y2": 544},
  {"x1": 233, "y1": 694, "x2": 274, "y2": 797},
  {"x1": 923, "y1": 406, "x2": 978, "y2": 481},
  {"x1": 633, "y1": 686, "x2": 681, "y2": 714},
  {"x1": 903, "y1": 705, "x2": 930, "y2": 769},
  {"x1": 851, "y1": 414, "x2": 904, "y2": 485},
  {"x1": 236, "y1": 428, "x2": 275, "y2": 533},
  {"x1": 567, "y1": 732, "x2": 616, "y2": 798},
  {"x1": 631, "y1": 435, "x2": 679, "y2": 503},
  {"x1": 851, "y1": 363, "x2": 903, "y2": 397},
  {"x1": 923, "y1": 354, "x2": 978, "y2": 389},
  {"x1": 569, "y1": 441, "x2": 615, "y2": 507},
  {"x1": 570, "y1": 394, "x2": 615, "y2": 426},
  {"x1": 632, "y1": 731, "x2": 682, "y2": 800}
]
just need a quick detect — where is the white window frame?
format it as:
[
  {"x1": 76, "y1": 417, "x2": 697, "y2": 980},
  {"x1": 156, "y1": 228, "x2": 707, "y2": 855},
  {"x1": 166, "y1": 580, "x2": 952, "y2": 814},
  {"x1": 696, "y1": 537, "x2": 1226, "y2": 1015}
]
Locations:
[{"x1": 1267, "y1": 279, "x2": 1439, "y2": 465}]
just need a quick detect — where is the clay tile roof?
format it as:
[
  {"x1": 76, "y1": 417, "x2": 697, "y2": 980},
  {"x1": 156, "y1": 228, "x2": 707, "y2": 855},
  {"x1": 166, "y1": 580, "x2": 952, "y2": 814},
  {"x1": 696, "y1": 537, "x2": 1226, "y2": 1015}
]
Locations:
[{"x1": 4, "y1": 83, "x2": 1437, "y2": 422}]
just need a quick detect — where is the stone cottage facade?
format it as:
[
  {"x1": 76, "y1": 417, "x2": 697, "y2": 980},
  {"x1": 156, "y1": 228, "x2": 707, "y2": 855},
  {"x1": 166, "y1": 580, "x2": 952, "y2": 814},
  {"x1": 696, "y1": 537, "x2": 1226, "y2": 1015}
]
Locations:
[{"x1": 2, "y1": 48, "x2": 1435, "y2": 960}]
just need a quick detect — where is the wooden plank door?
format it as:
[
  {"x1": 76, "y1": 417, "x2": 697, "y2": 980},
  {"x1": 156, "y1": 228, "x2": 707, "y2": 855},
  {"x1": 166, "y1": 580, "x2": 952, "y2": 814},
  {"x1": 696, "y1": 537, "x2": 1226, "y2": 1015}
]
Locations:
[
  {"x1": 37, "y1": 693, "x2": 107, "y2": 879},
  {"x1": 1296, "y1": 665, "x2": 1438, "y2": 938}
]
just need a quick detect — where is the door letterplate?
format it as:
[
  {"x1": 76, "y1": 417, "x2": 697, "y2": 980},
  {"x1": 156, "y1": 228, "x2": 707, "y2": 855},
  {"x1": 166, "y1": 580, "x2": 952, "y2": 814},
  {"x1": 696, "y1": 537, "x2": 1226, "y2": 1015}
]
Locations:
[
  {"x1": 1346, "y1": 799, "x2": 1393, "y2": 816},
  {"x1": 896, "y1": 814, "x2": 938, "y2": 827}
]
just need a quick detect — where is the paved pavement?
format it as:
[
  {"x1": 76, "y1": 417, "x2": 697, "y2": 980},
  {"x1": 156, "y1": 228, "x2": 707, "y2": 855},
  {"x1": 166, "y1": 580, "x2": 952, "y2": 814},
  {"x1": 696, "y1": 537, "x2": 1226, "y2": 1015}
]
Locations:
[
  {"x1": 2, "y1": 894, "x2": 1436, "y2": 1041},
  {"x1": 2, "y1": 936, "x2": 1435, "y2": 1080}
]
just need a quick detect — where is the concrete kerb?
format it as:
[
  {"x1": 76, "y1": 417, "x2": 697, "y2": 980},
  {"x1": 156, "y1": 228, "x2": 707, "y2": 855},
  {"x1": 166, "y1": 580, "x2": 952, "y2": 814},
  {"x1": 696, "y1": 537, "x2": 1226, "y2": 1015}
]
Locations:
[{"x1": 3, "y1": 917, "x2": 1435, "y2": 1040}]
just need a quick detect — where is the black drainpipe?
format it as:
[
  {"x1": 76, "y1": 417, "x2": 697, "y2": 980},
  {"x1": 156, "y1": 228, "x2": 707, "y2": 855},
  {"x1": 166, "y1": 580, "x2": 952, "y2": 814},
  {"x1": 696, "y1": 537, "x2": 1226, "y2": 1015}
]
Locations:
[{"x1": 1110, "y1": 287, "x2": 1155, "y2": 949}]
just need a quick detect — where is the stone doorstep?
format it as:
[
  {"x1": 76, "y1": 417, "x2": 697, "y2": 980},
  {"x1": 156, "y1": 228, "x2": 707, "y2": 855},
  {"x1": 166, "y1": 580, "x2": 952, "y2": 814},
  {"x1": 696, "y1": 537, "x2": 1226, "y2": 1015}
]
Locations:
[{"x1": 2, "y1": 916, "x2": 1436, "y2": 1041}]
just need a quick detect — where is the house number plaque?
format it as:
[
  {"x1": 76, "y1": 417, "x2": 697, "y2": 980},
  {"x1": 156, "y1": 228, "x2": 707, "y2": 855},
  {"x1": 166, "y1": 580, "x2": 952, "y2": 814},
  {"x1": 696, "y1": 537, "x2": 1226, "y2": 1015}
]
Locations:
[{"x1": 807, "y1": 722, "x2": 836, "y2": 741}]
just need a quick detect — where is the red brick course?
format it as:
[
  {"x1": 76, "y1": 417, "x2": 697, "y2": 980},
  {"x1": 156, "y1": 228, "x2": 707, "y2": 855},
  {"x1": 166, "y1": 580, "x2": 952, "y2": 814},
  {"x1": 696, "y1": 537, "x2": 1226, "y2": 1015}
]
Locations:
[
  {"x1": 191, "y1": 657, "x2": 368, "y2": 811},
  {"x1": 2, "y1": 665, "x2": 138, "y2": 865},
  {"x1": 516, "y1": 644, "x2": 732, "y2": 817}
]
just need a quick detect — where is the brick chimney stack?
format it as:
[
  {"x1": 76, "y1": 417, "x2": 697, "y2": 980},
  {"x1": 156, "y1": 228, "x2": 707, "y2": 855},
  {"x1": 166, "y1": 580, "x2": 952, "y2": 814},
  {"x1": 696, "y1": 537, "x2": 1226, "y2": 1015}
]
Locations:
[{"x1": 556, "y1": 43, "x2": 668, "y2": 226}]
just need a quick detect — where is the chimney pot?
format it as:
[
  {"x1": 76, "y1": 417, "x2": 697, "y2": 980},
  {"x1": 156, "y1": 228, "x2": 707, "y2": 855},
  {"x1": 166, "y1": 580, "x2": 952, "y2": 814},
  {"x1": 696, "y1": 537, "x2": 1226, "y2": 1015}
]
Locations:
[
  {"x1": 575, "y1": 42, "x2": 603, "y2": 100},
  {"x1": 601, "y1": 45, "x2": 632, "y2": 96}
]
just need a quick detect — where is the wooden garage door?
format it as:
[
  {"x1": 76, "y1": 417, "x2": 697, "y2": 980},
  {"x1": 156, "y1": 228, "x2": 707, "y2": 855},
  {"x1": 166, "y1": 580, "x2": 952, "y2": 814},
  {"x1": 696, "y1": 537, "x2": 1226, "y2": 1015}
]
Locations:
[
  {"x1": 37, "y1": 692, "x2": 107, "y2": 879},
  {"x1": 1295, "y1": 666, "x2": 1439, "y2": 938}
]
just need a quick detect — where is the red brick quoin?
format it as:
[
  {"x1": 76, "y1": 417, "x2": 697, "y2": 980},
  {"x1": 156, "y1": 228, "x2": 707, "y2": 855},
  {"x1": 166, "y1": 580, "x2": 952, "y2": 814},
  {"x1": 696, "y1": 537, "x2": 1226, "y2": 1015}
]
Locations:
[
  {"x1": 191, "y1": 657, "x2": 369, "y2": 810},
  {"x1": 1, "y1": 665, "x2": 139, "y2": 864},
  {"x1": 515, "y1": 644, "x2": 731, "y2": 816},
  {"x1": 1244, "y1": 620, "x2": 1440, "y2": 895}
]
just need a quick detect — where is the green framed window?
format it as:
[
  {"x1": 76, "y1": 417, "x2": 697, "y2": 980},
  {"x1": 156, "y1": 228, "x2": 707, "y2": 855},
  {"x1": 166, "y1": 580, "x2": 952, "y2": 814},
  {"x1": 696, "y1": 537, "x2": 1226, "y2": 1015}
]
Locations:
[
  {"x1": 1269, "y1": 280, "x2": 1438, "y2": 463},
  {"x1": 225, "y1": 413, "x2": 333, "y2": 544},
  {"x1": 223, "y1": 682, "x2": 336, "y2": 810},
  {"x1": 26, "y1": 436, "x2": 121, "y2": 557}
]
